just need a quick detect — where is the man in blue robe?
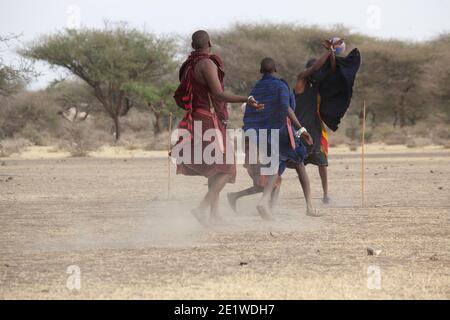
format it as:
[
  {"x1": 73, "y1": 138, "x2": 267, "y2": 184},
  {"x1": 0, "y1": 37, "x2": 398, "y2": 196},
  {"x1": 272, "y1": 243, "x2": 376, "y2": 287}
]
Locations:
[{"x1": 227, "y1": 58, "x2": 320, "y2": 219}]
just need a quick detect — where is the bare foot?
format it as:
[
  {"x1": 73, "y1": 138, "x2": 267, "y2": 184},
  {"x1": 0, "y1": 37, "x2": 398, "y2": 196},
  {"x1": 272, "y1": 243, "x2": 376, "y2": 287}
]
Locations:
[
  {"x1": 227, "y1": 193, "x2": 237, "y2": 212},
  {"x1": 306, "y1": 208, "x2": 325, "y2": 217},
  {"x1": 256, "y1": 205, "x2": 274, "y2": 221},
  {"x1": 322, "y1": 196, "x2": 331, "y2": 204},
  {"x1": 191, "y1": 208, "x2": 209, "y2": 227},
  {"x1": 210, "y1": 214, "x2": 226, "y2": 225}
]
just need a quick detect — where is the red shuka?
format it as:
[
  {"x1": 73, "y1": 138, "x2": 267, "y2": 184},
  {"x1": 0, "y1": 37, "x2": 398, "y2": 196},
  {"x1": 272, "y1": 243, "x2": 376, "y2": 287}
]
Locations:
[{"x1": 172, "y1": 52, "x2": 236, "y2": 182}]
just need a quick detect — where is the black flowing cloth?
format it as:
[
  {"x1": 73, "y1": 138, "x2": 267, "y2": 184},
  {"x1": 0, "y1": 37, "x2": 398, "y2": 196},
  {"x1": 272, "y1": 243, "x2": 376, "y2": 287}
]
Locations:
[{"x1": 315, "y1": 48, "x2": 361, "y2": 131}]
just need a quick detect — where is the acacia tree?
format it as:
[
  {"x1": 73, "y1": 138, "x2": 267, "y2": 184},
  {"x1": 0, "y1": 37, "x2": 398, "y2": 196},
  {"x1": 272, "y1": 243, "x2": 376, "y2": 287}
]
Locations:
[
  {"x1": 125, "y1": 82, "x2": 182, "y2": 135},
  {"x1": 46, "y1": 79, "x2": 100, "y2": 113},
  {"x1": 21, "y1": 24, "x2": 177, "y2": 140},
  {"x1": 0, "y1": 34, "x2": 34, "y2": 97}
]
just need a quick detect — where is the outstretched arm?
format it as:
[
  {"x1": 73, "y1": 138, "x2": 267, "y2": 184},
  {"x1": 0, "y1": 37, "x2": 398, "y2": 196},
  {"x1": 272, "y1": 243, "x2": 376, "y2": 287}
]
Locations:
[
  {"x1": 294, "y1": 49, "x2": 332, "y2": 94},
  {"x1": 201, "y1": 59, "x2": 262, "y2": 108},
  {"x1": 294, "y1": 39, "x2": 343, "y2": 93},
  {"x1": 296, "y1": 49, "x2": 333, "y2": 81}
]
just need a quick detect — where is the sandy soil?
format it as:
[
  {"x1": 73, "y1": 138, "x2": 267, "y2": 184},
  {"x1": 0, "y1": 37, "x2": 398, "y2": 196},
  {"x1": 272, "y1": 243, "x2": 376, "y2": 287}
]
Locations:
[
  {"x1": 3, "y1": 144, "x2": 448, "y2": 160},
  {"x1": 0, "y1": 147, "x2": 449, "y2": 299}
]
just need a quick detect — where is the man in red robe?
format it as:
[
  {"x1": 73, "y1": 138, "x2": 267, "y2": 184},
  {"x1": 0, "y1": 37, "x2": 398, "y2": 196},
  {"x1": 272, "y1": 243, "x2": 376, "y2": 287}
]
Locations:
[{"x1": 172, "y1": 30, "x2": 262, "y2": 226}]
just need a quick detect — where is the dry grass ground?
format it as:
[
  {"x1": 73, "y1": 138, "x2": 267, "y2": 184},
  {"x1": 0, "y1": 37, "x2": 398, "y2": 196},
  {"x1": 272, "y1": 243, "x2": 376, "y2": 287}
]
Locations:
[{"x1": 0, "y1": 147, "x2": 449, "y2": 299}]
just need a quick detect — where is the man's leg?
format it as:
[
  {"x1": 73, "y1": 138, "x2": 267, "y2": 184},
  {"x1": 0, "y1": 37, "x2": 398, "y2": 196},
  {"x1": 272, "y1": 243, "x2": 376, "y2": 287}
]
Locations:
[
  {"x1": 295, "y1": 164, "x2": 314, "y2": 212},
  {"x1": 210, "y1": 192, "x2": 222, "y2": 223},
  {"x1": 295, "y1": 164, "x2": 324, "y2": 216},
  {"x1": 269, "y1": 184, "x2": 280, "y2": 212},
  {"x1": 193, "y1": 173, "x2": 231, "y2": 226},
  {"x1": 227, "y1": 185, "x2": 263, "y2": 212},
  {"x1": 318, "y1": 165, "x2": 330, "y2": 203},
  {"x1": 209, "y1": 177, "x2": 222, "y2": 223},
  {"x1": 256, "y1": 175, "x2": 278, "y2": 220}
]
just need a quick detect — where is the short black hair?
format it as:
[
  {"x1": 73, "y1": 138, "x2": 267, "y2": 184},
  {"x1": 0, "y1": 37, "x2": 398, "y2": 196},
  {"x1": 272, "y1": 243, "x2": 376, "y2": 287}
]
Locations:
[
  {"x1": 192, "y1": 30, "x2": 210, "y2": 50},
  {"x1": 260, "y1": 57, "x2": 276, "y2": 74}
]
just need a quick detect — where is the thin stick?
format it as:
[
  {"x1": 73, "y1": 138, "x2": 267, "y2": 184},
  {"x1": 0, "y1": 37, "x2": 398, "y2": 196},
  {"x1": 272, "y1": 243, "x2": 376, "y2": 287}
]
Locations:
[
  {"x1": 361, "y1": 100, "x2": 366, "y2": 207},
  {"x1": 167, "y1": 112, "x2": 173, "y2": 200}
]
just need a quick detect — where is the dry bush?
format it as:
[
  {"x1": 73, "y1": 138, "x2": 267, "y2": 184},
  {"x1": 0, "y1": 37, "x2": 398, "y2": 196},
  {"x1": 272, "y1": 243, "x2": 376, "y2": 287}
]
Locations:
[
  {"x1": 115, "y1": 137, "x2": 142, "y2": 151},
  {"x1": 407, "y1": 137, "x2": 433, "y2": 148},
  {"x1": 0, "y1": 138, "x2": 32, "y2": 157},
  {"x1": 144, "y1": 131, "x2": 170, "y2": 151},
  {"x1": 115, "y1": 128, "x2": 153, "y2": 150},
  {"x1": 372, "y1": 125, "x2": 407, "y2": 145},
  {"x1": 348, "y1": 143, "x2": 358, "y2": 151},
  {"x1": 89, "y1": 113, "x2": 116, "y2": 135},
  {"x1": 58, "y1": 121, "x2": 103, "y2": 157},
  {"x1": 429, "y1": 124, "x2": 450, "y2": 146},
  {"x1": 0, "y1": 91, "x2": 60, "y2": 140},
  {"x1": 18, "y1": 123, "x2": 56, "y2": 146},
  {"x1": 364, "y1": 122, "x2": 450, "y2": 147},
  {"x1": 121, "y1": 109, "x2": 153, "y2": 133},
  {"x1": 328, "y1": 130, "x2": 350, "y2": 147},
  {"x1": 406, "y1": 139, "x2": 417, "y2": 149},
  {"x1": 384, "y1": 134, "x2": 408, "y2": 146}
]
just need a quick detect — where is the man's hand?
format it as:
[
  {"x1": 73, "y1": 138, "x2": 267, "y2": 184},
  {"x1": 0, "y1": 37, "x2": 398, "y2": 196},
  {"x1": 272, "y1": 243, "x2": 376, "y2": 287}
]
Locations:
[
  {"x1": 301, "y1": 131, "x2": 313, "y2": 146},
  {"x1": 322, "y1": 39, "x2": 333, "y2": 50},
  {"x1": 247, "y1": 96, "x2": 264, "y2": 110},
  {"x1": 295, "y1": 127, "x2": 313, "y2": 145},
  {"x1": 322, "y1": 38, "x2": 345, "y2": 51}
]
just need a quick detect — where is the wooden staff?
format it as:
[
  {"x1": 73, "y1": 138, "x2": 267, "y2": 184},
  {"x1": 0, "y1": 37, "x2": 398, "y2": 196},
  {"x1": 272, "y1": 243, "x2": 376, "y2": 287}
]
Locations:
[
  {"x1": 361, "y1": 100, "x2": 366, "y2": 207},
  {"x1": 167, "y1": 112, "x2": 173, "y2": 200}
]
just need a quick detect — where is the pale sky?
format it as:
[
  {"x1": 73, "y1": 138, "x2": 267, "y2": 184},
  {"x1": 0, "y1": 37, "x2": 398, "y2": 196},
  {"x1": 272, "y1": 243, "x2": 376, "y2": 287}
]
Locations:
[{"x1": 1, "y1": 0, "x2": 449, "y2": 89}]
